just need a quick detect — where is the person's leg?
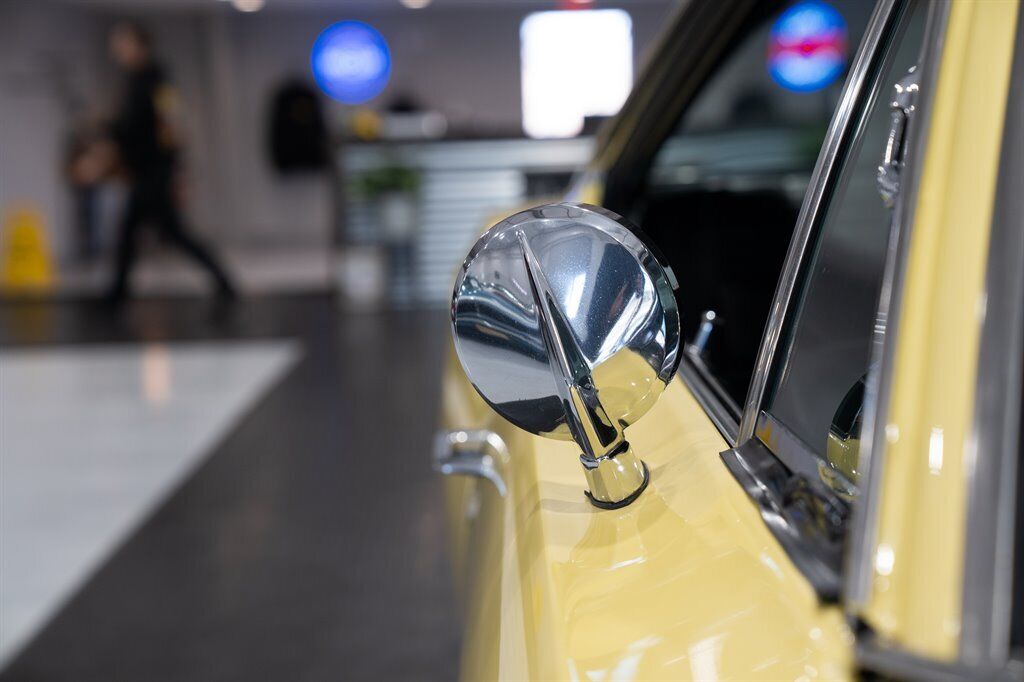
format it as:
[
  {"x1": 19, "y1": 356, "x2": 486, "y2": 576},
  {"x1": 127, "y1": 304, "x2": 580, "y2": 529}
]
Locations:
[
  {"x1": 107, "y1": 190, "x2": 143, "y2": 300},
  {"x1": 154, "y1": 188, "x2": 237, "y2": 296}
]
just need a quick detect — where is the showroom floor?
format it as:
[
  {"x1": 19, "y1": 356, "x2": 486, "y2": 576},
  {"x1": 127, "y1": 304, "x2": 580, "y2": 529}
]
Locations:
[{"x1": 0, "y1": 295, "x2": 461, "y2": 681}]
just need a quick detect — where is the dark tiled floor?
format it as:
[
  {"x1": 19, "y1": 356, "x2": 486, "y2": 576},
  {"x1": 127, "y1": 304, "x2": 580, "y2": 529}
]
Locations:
[{"x1": 0, "y1": 296, "x2": 461, "y2": 681}]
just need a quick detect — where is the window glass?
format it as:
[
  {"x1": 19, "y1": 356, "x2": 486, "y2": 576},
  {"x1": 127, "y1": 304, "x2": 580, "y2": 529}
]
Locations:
[
  {"x1": 635, "y1": 1, "x2": 874, "y2": 409},
  {"x1": 765, "y1": 0, "x2": 928, "y2": 487}
]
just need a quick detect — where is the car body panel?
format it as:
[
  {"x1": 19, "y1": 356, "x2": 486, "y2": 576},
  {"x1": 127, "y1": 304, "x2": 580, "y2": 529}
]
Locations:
[
  {"x1": 441, "y1": 344, "x2": 853, "y2": 680},
  {"x1": 441, "y1": 0, "x2": 1022, "y2": 677},
  {"x1": 860, "y1": 0, "x2": 1021, "y2": 661}
]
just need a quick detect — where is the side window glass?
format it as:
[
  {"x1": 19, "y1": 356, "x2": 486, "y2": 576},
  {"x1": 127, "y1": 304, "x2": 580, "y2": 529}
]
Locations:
[
  {"x1": 637, "y1": 1, "x2": 875, "y2": 410},
  {"x1": 764, "y1": 0, "x2": 929, "y2": 494}
]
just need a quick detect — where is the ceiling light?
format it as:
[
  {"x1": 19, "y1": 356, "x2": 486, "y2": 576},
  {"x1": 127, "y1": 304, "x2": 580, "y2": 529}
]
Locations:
[
  {"x1": 232, "y1": 0, "x2": 265, "y2": 12},
  {"x1": 520, "y1": 9, "x2": 633, "y2": 138},
  {"x1": 400, "y1": 0, "x2": 432, "y2": 8}
]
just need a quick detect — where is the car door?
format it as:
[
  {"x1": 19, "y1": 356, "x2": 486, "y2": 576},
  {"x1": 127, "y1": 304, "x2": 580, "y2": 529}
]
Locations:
[
  {"x1": 438, "y1": 0, "x2": 940, "y2": 679},
  {"x1": 844, "y1": 0, "x2": 1024, "y2": 677}
]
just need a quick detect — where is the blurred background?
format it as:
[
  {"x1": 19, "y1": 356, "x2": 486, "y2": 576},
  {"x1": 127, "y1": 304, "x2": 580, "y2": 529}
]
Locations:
[
  {"x1": 1, "y1": 0, "x2": 676, "y2": 304},
  {"x1": 0, "y1": 0, "x2": 675, "y2": 679}
]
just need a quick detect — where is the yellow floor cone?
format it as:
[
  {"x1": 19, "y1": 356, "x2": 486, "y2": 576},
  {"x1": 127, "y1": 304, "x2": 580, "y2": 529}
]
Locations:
[{"x1": 1, "y1": 204, "x2": 55, "y2": 295}]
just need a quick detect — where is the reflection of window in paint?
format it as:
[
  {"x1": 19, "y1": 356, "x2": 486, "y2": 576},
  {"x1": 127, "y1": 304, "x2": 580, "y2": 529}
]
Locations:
[
  {"x1": 311, "y1": 21, "x2": 391, "y2": 104},
  {"x1": 520, "y1": 9, "x2": 633, "y2": 139},
  {"x1": 768, "y1": 1, "x2": 848, "y2": 93}
]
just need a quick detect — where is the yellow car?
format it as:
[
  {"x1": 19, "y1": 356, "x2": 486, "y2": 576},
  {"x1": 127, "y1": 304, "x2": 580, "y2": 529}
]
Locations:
[{"x1": 437, "y1": 0, "x2": 1023, "y2": 679}]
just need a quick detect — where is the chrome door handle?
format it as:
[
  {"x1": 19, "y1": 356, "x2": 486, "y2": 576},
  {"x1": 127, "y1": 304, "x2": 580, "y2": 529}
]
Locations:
[
  {"x1": 877, "y1": 65, "x2": 919, "y2": 208},
  {"x1": 433, "y1": 429, "x2": 508, "y2": 497}
]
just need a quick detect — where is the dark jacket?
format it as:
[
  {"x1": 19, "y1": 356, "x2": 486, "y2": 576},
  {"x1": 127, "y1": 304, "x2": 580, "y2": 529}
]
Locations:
[{"x1": 112, "y1": 62, "x2": 177, "y2": 177}]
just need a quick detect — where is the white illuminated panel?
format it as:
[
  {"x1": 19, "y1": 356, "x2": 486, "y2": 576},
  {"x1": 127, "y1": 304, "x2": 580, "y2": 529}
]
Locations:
[{"x1": 520, "y1": 9, "x2": 633, "y2": 139}]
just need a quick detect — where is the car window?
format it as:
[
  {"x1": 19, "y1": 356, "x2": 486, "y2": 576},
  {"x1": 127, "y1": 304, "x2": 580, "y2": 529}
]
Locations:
[
  {"x1": 633, "y1": 1, "x2": 875, "y2": 411},
  {"x1": 764, "y1": 0, "x2": 929, "y2": 492}
]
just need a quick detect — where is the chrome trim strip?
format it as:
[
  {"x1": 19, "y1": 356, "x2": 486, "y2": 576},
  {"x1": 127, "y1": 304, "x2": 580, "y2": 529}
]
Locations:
[
  {"x1": 755, "y1": 411, "x2": 859, "y2": 497},
  {"x1": 754, "y1": 411, "x2": 822, "y2": 485},
  {"x1": 720, "y1": 439, "x2": 844, "y2": 600},
  {"x1": 678, "y1": 357, "x2": 740, "y2": 446},
  {"x1": 517, "y1": 230, "x2": 625, "y2": 460},
  {"x1": 857, "y1": 636, "x2": 1024, "y2": 682},
  {"x1": 738, "y1": 0, "x2": 903, "y2": 443},
  {"x1": 960, "y1": 8, "x2": 1024, "y2": 668},
  {"x1": 844, "y1": 0, "x2": 950, "y2": 609}
]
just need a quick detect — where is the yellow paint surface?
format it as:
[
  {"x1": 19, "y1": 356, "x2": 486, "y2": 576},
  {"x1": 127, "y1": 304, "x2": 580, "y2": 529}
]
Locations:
[
  {"x1": 442, "y1": 343, "x2": 853, "y2": 680},
  {"x1": 862, "y1": 0, "x2": 1020, "y2": 661}
]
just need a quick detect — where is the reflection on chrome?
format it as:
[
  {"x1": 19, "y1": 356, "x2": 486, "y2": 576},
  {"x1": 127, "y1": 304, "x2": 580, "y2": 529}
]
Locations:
[{"x1": 450, "y1": 203, "x2": 680, "y2": 508}]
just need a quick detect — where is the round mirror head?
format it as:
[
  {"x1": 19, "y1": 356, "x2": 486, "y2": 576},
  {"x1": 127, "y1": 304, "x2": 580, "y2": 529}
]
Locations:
[{"x1": 451, "y1": 203, "x2": 680, "y2": 457}]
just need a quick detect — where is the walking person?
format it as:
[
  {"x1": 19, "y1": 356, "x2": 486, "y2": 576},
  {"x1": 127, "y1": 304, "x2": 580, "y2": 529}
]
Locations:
[{"x1": 104, "y1": 21, "x2": 236, "y2": 301}]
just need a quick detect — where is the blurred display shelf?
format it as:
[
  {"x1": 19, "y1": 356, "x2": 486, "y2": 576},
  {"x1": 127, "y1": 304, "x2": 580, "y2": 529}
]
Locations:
[{"x1": 338, "y1": 136, "x2": 594, "y2": 308}]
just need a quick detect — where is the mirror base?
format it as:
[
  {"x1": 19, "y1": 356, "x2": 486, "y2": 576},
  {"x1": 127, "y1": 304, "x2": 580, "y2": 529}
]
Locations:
[{"x1": 581, "y1": 444, "x2": 650, "y2": 509}]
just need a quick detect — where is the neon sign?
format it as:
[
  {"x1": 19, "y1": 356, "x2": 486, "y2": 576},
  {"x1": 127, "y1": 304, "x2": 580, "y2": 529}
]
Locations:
[
  {"x1": 311, "y1": 21, "x2": 391, "y2": 104},
  {"x1": 768, "y1": 2, "x2": 848, "y2": 93}
]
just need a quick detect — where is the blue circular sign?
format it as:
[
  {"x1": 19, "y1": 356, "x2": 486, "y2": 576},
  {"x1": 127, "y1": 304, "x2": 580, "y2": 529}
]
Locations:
[
  {"x1": 311, "y1": 21, "x2": 391, "y2": 104},
  {"x1": 768, "y1": 1, "x2": 848, "y2": 93}
]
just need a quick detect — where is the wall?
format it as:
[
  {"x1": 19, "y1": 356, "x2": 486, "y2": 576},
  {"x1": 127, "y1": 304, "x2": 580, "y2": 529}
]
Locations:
[
  {"x1": 0, "y1": 1, "x2": 106, "y2": 262},
  {"x1": 220, "y1": 2, "x2": 675, "y2": 248}
]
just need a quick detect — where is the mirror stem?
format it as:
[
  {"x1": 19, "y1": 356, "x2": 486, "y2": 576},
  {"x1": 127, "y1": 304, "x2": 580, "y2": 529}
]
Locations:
[{"x1": 581, "y1": 442, "x2": 650, "y2": 509}]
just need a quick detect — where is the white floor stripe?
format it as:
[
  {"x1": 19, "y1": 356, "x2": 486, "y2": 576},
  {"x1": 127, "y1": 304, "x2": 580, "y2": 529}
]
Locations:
[{"x1": 0, "y1": 340, "x2": 300, "y2": 665}]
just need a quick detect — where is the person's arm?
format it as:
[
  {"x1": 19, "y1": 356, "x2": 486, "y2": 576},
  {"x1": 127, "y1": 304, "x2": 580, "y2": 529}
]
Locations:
[{"x1": 69, "y1": 138, "x2": 118, "y2": 185}]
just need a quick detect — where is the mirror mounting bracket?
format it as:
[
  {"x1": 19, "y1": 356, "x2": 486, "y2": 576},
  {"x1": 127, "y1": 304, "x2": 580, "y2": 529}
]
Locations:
[{"x1": 581, "y1": 445, "x2": 650, "y2": 510}]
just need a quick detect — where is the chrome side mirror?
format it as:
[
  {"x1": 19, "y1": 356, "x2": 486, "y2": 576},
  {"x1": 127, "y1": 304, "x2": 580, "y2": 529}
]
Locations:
[{"x1": 450, "y1": 203, "x2": 681, "y2": 508}]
